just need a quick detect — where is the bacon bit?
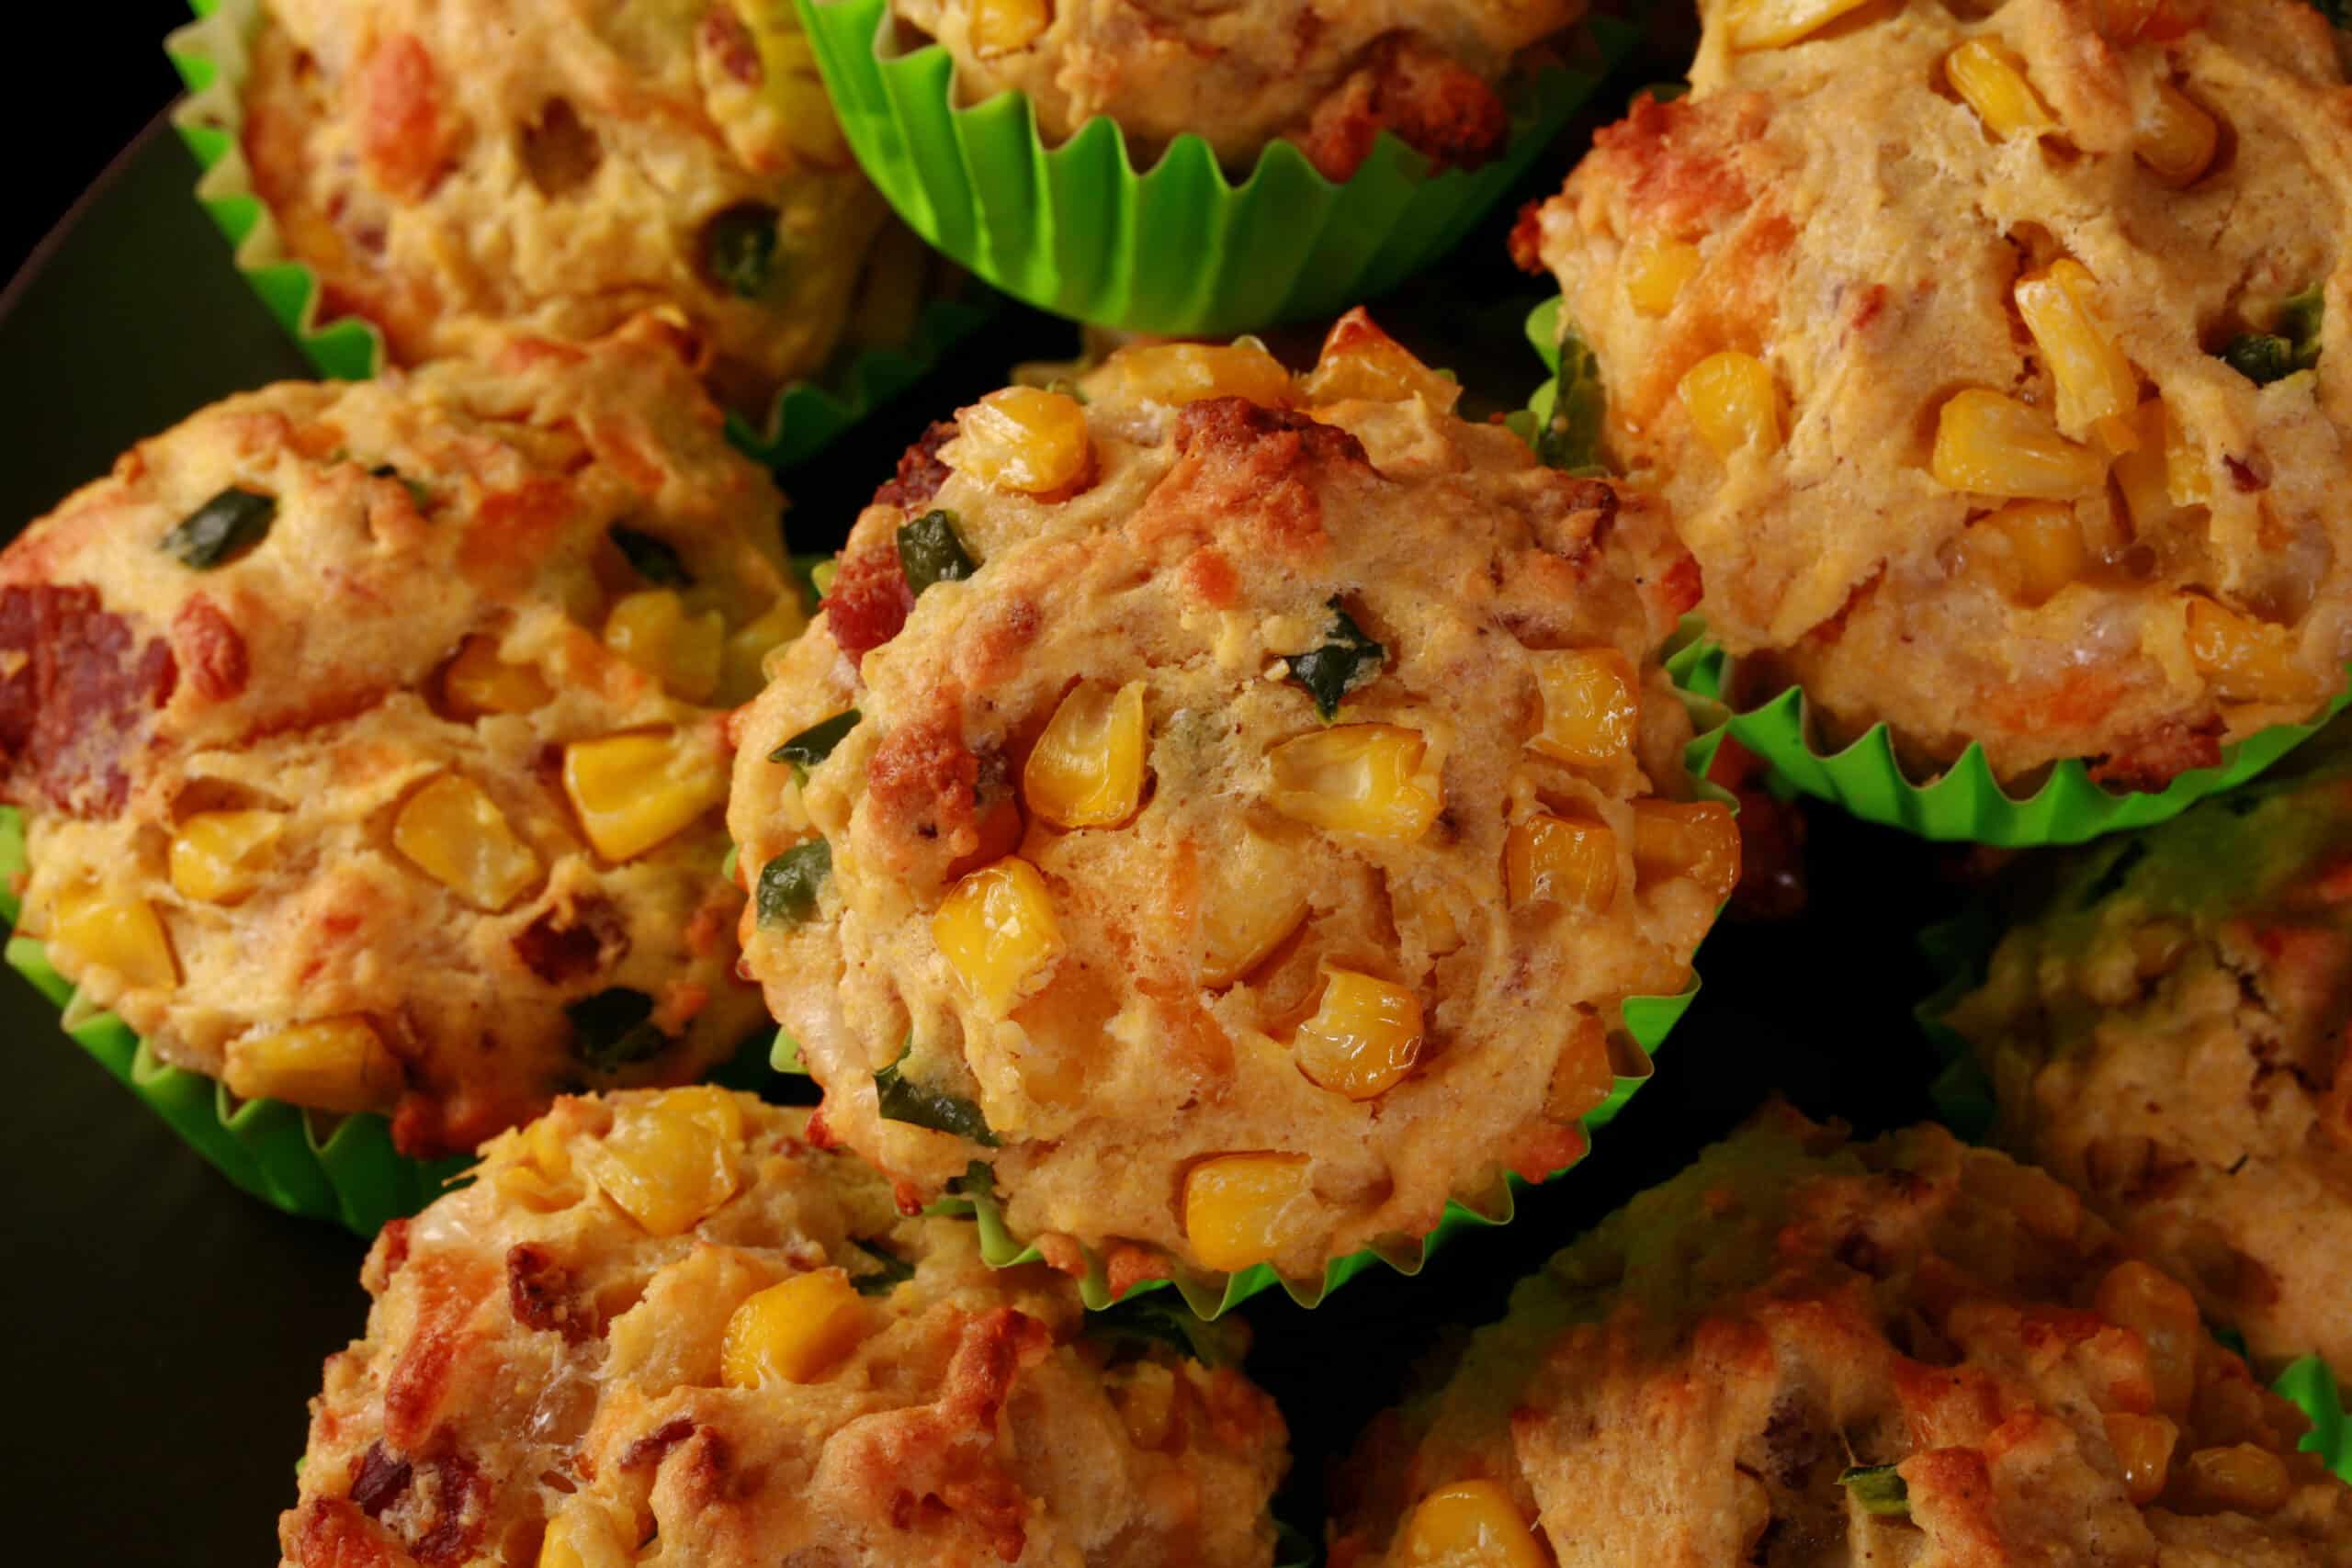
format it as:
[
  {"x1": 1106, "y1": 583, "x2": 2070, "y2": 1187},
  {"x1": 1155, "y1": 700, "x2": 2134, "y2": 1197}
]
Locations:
[
  {"x1": 875, "y1": 421, "x2": 961, "y2": 513},
  {"x1": 1178, "y1": 547, "x2": 1239, "y2": 609},
  {"x1": 617, "y1": 1417, "x2": 697, "y2": 1471},
  {"x1": 406, "y1": 1452, "x2": 491, "y2": 1566},
  {"x1": 1164, "y1": 398, "x2": 1368, "y2": 561},
  {"x1": 358, "y1": 34, "x2": 457, "y2": 203},
  {"x1": 173, "y1": 594, "x2": 249, "y2": 703},
  {"x1": 288, "y1": 1499, "x2": 398, "y2": 1568},
  {"x1": 865, "y1": 701, "x2": 981, "y2": 882},
  {"x1": 1505, "y1": 1120, "x2": 1589, "y2": 1183},
  {"x1": 505, "y1": 1243, "x2": 584, "y2": 1340},
  {"x1": 511, "y1": 897, "x2": 628, "y2": 985},
  {"x1": 0, "y1": 582, "x2": 176, "y2": 818},
  {"x1": 698, "y1": 6, "x2": 763, "y2": 84},
  {"x1": 2087, "y1": 719, "x2": 2223, "y2": 791},
  {"x1": 1657, "y1": 553, "x2": 1704, "y2": 619},
  {"x1": 826, "y1": 528, "x2": 917, "y2": 663},
  {"x1": 1293, "y1": 35, "x2": 1507, "y2": 182},
  {"x1": 805, "y1": 1103, "x2": 842, "y2": 1150},
  {"x1": 2224, "y1": 457, "x2": 2267, "y2": 493},
  {"x1": 347, "y1": 1442, "x2": 413, "y2": 1518},
  {"x1": 1104, "y1": 1245, "x2": 1173, "y2": 1302}
]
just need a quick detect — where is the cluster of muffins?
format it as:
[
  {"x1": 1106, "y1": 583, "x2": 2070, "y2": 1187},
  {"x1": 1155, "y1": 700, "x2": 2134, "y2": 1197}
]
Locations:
[{"x1": 12, "y1": 0, "x2": 2352, "y2": 1562}]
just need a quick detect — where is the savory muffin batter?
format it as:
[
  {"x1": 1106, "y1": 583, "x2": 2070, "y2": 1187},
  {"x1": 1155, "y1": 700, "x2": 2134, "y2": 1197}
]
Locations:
[
  {"x1": 729, "y1": 313, "x2": 1733, "y2": 1289},
  {"x1": 1520, "y1": 0, "x2": 2352, "y2": 786},
  {"x1": 891, "y1": 0, "x2": 1587, "y2": 178},
  {"x1": 2, "y1": 320, "x2": 795, "y2": 1156},
  {"x1": 1945, "y1": 728, "x2": 2352, "y2": 1374},
  {"x1": 282, "y1": 1090, "x2": 1290, "y2": 1568},
  {"x1": 1331, "y1": 1105, "x2": 2352, "y2": 1567}
]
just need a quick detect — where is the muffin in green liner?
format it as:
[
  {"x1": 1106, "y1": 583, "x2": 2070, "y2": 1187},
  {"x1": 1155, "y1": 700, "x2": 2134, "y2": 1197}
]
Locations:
[
  {"x1": 164, "y1": 0, "x2": 990, "y2": 471},
  {"x1": 795, "y1": 0, "x2": 1634, "y2": 336}
]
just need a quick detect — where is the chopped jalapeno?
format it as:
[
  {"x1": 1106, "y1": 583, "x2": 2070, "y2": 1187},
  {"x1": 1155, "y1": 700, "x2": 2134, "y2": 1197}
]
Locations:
[
  {"x1": 755, "y1": 839, "x2": 831, "y2": 928},
  {"x1": 1838, "y1": 1465, "x2": 1910, "y2": 1518},
  {"x1": 768, "y1": 709, "x2": 861, "y2": 782},
  {"x1": 849, "y1": 1240, "x2": 917, "y2": 1296},
  {"x1": 897, "y1": 510, "x2": 978, "y2": 597},
  {"x1": 2221, "y1": 285, "x2": 2324, "y2": 386},
  {"x1": 566, "y1": 987, "x2": 671, "y2": 1071},
  {"x1": 162, "y1": 487, "x2": 277, "y2": 570},
  {"x1": 701, "y1": 202, "x2": 781, "y2": 299},
  {"x1": 1283, "y1": 598, "x2": 1386, "y2": 721},
  {"x1": 611, "y1": 526, "x2": 691, "y2": 587},
  {"x1": 1537, "y1": 330, "x2": 1609, "y2": 475},
  {"x1": 874, "y1": 1045, "x2": 999, "y2": 1145}
]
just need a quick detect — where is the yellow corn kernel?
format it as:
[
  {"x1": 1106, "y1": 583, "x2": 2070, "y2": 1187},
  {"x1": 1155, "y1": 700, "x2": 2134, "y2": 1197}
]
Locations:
[
  {"x1": 1679, "y1": 351, "x2": 1781, "y2": 459},
  {"x1": 582, "y1": 1087, "x2": 746, "y2": 1237},
  {"x1": 2016, "y1": 262, "x2": 2139, "y2": 437},
  {"x1": 933, "y1": 857, "x2": 1067, "y2": 1013},
  {"x1": 1506, "y1": 814, "x2": 1621, "y2": 913},
  {"x1": 2185, "y1": 598, "x2": 2309, "y2": 704},
  {"x1": 1400, "y1": 1480, "x2": 1553, "y2": 1568},
  {"x1": 2105, "y1": 1413, "x2": 2178, "y2": 1506},
  {"x1": 1292, "y1": 967, "x2": 1423, "y2": 1100},
  {"x1": 495, "y1": 1114, "x2": 580, "y2": 1213},
  {"x1": 603, "y1": 589, "x2": 724, "y2": 705},
  {"x1": 1182, "y1": 1153, "x2": 1315, "y2": 1273},
  {"x1": 442, "y1": 633, "x2": 552, "y2": 718},
  {"x1": 1624, "y1": 236, "x2": 1703, "y2": 317},
  {"x1": 1267, "y1": 724, "x2": 1442, "y2": 840},
  {"x1": 1200, "y1": 832, "x2": 1311, "y2": 986},
  {"x1": 1954, "y1": 501, "x2": 2087, "y2": 608},
  {"x1": 49, "y1": 887, "x2": 177, "y2": 989},
  {"x1": 224, "y1": 1017, "x2": 401, "y2": 1113},
  {"x1": 1632, "y1": 800, "x2": 1741, "y2": 905},
  {"x1": 1545, "y1": 1016, "x2": 1616, "y2": 1126},
  {"x1": 1023, "y1": 681, "x2": 1148, "y2": 829},
  {"x1": 969, "y1": 0, "x2": 1051, "y2": 53},
  {"x1": 2112, "y1": 400, "x2": 2181, "y2": 530},
  {"x1": 1111, "y1": 1360, "x2": 1181, "y2": 1450},
  {"x1": 2096, "y1": 1259, "x2": 2203, "y2": 1418},
  {"x1": 536, "y1": 1508, "x2": 634, "y2": 1568},
  {"x1": 720, "y1": 1269, "x2": 873, "y2": 1386},
  {"x1": 1303, "y1": 311, "x2": 1461, "y2": 410},
  {"x1": 1930, "y1": 389, "x2": 2106, "y2": 500},
  {"x1": 2163, "y1": 400, "x2": 2213, "y2": 503},
  {"x1": 1528, "y1": 649, "x2": 1639, "y2": 767},
  {"x1": 1725, "y1": 0, "x2": 1879, "y2": 49},
  {"x1": 562, "y1": 730, "x2": 729, "y2": 862},
  {"x1": 392, "y1": 774, "x2": 541, "y2": 912},
  {"x1": 1944, "y1": 39, "x2": 2059, "y2": 139},
  {"x1": 718, "y1": 590, "x2": 812, "y2": 706},
  {"x1": 167, "y1": 810, "x2": 283, "y2": 906},
  {"x1": 1110, "y1": 341, "x2": 1294, "y2": 409},
  {"x1": 2181, "y1": 1444, "x2": 2293, "y2": 1515},
  {"x1": 945, "y1": 387, "x2": 1092, "y2": 494},
  {"x1": 2138, "y1": 80, "x2": 2219, "y2": 186}
]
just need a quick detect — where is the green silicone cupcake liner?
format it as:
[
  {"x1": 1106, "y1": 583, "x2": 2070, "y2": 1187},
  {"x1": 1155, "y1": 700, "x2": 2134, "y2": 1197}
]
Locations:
[
  {"x1": 163, "y1": 0, "x2": 990, "y2": 471},
  {"x1": 796, "y1": 0, "x2": 1634, "y2": 336}
]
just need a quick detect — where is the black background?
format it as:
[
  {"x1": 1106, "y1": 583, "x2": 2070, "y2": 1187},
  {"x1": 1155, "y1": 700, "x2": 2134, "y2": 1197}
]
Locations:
[{"x1": 0, "y1": 16, "x2": 1969, "y2": 1562}]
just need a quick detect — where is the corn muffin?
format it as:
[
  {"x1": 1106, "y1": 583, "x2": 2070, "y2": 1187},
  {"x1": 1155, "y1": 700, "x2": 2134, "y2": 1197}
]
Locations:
[
  {"x1": 1943, "y1": 729, "x2": 2352, "y2": 1375},
  {"x1": 889, "y1": 0, "x2": 1588, "y2": 179},
  {"x1": 0, "y1": 320, "x2": 798, "y2": 1157},
  {"x1": 1517, "y1": 0, "x2": 2352, "y2": 788},
  {"x1": 728, "y1": 311, "x2": 1729, "y2": 1291},
  {"x1": 1330, "y1": 1104, "x2": 2352, "y2": 1568},
  {"x1": 242, "y1": 0, "x2": 903, "y2": 416},
  {"x1": 280, "y1": 1089, "x2": 1291, "y2": 1568}
]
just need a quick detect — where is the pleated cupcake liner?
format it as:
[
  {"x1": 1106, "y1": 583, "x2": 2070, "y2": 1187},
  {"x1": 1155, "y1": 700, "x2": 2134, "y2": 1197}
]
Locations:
[
  {"x1": 163, "y1": 0, "x2": 990, "y2": 471},
  {"x1": 795, "y1": 0, "x2": 1634, "y2": 336}
]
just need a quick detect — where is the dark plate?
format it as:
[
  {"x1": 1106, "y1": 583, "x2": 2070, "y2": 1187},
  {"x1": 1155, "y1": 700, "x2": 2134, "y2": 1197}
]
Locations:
[{"x1": 3, "y1": 116, "x2": 1966, "y2": 1564}]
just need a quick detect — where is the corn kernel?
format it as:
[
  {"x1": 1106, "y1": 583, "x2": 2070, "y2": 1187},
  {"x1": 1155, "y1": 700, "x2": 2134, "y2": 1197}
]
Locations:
[
  {"x1": 1944, "y1": 39, "x2": 2059, "y2": 139},
  {"x1": 1528, "y1": 649, "x2": 1639, "y2": 767},
  {"x1": 1303, "y1": 310, "x2": 1461, "y2": 410},
  {"x1": 1506, "y1": 814, "x2": 1621, "y2": 912},
  {"x1": 933, "y1": 858, "x2": 1067, "y2": 1013},
  {"x1": 2185, "y1": 598, "x2": 2310, "y2": 704},
  {"x1": 393, "y1": 774, "x2": 541, "y2": 911},
  {"x1": 49, "y1": 887, "x2": 177, "y2": 990},
  {"x1": 1679, "y1": 351, "x2": 1781, "y2": 458},
  {"x1": 495, "y1": 1115, "x2": 580, "y2": 1213},
  {"x1": 537, "y1": 1509, "x2": 633, "y2": 1568},
  {"x1": 969, "y1": 0, "x2": 1051, "y2": 53},
  {"x1": 2096, "y1": 1259, "x2": 2202, "y2": 1418},
  {"x1": 1724, "y1": 0, "x2": 1880, "y2": 50},
  {"x1": 1400, "y1": 1480, "x2": 1553, "y2": 1568},
  {"x1": 168, "y1": 810, "x2": 283, "y2": 905},
  {"x1": 1267, "y1": 724, "x2": 1443, "y2": 840},
  {"x1": 2016, "y1": 262, "x2": 2139, "y2": 437},
  {"x1": 1930, "y1": 389, "x2": 2107, "y2": 500},
  {"x1": 582, "y1": 1087, "x2": 745, "y2": 1236},
  {"x1": 1953, "y1": 501, "x2": 2086, "y2": 608},
  {"x1": 720, "y1": 1269, "x2": 873, "y2": 1386},
  {"x1": 1545, "y1": 1016, "x2": 1616, "y2": 1125},
  {"x1": 1110, "y1": 342, "x2": 1294, "y2": 409},
  {"x1": 1200, "y1": 832, "x2": 1311, "y2": 986},
  {"x1": 2138, "y1": 80, "x2": 2219, "y2": 186},
  {"x1": 1633, "y1": 800, "x2": 1741, "y2": 904},
  {"x1": 2105, "y1": 1413, "x2": 2177, "y2": 1506},
  {"x1": 945, "y1": 387, "x2": 1092, "y2": 494},
  {"x1": 1292, "y1": 967, "x2": 1423, "y2": 1100},
  {"x1": 442, "y1": 634, "x2": 552, "y2": 718},
  {"x1": 562, "y1": 730, "x2": 729, "y2": 862},
  {"x1": 719, "y1": 591, "x2": 811, "y2": 705},
  {"x1": 1624, "y1": 236, "x2": 1702, "y2": 317},
  {"x1": 224, "y1": 1016, "x2": 401, "y2": 1113},
  {"x1": 603, "y1": 589, "x2": 724, "y2": 705},
  {"x1": 1023, "y1": 681, "x2": 1148, "y2": 829},
  {"x1": 2163, "y1": 400, "x2": 2213, "y2": 504},
  {"x1": 2182, "y1": 1444, "x2": 2295, "y2": 1515},
  {"x1": 2112, "y1": 400, "x2": 2181, "y2": 530},
  {"x1": 1182, "y1": 1153, "x2": 1315, "y2": 1273},
  {"x1": 1111, "y1": 1360, "x2": 1181, "y2": 1450}
]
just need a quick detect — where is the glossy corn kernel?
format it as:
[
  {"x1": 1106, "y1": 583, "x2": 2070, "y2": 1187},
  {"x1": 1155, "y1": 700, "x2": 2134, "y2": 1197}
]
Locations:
[
  {"x1": 720, "y1": 1269, "x2": 873, "y2": 1386},
  {"x1": 1633, "y1": 800, "x2": 1741, "y2": 905},
  {"x1": 1023, "y1": 681, "x2": 1148, "y2": 829},
  {"x1": 1111, "y1": 1360, "x2": 1181, "y2": 1450},
  {"x1": 495, "y1": 1115, "x2": 580, "y2": 1213},
  {"x1": 1930, "y1": 389, "x2": 2106, "y2": 499},
  {"x1": 933, "y1": 858, "x2": 1067, "y2": 1013},
  {"x1": 393, "y1": 774, "x2": 541, "y2": 912},
  {"x1": 1679, "y1": 351, "x2": 1781, "y2": 458},
  {"x1": 1954, "y1": 501, "x2": 2087, "y2": 608},
  {"x1": 2096, "y1": 1259, "x2": 2202, "y2": 1417},
  {"x1": 1303, "y1": 310, "x2": 1461, "y2": 409},
  {"x1": 969, "y1": 0, "x2": 1050, "y2": 53},
  {"x1": 224, "y1": 1017, "x2": 400, "y2": 1113},
  {"x1": 562, "y1": 730, "x2": 729, "y2": 862},
  {"x1": 2016, "y1": 262, "x2": 2139, "y2": 436},
  {"x1": 604, "y1": 589, "x2": 725, "y2": 705},
  {"x1": 1267, "y1": 724, "x2": 1443, "y2": 840},
  {"x1": 442, "y1": 633, "x2": 552, "y2": 718},
  {"x1": 1945, "y1": 39, "x2": 2059, "y2": 139},
  {"x1": 1506, "y1": 814, "x2": 1621, "y2": 913},
  {"x1": 2163, "y1": 401, "x2": 2214, "y2": 503},
  {"x1": 1112, "y1": 342, "x2": 1294, "y2": 409},
  {"x1": 1399, "y1": 1480, "x2": 1553, "y2": 1568},
  {"x1": 583, "y1": 1087, "x2": 745, "y2": 1237},
  {"x1": 1624, "y1": 236, "x2": 1702, "y2": 317},
  {"x1": 1182, "y1": 1153, "x2": 1315, "y2": 1273},
  {"x1": 2112, "y1": 400, "x2": 2182, "y2": 529},
  {"x1": 2182, "y1": 1444, "x2": 2294, "y2": 1515},
  {"x1": 1545, "y1": 1016, "x2": 1617, "y2": 1125},
  {"x1": 946, "y1": 387, "x2": 1092, "y2": 494},
  {"x1": 719, "y1": 591, "x2": 811, "y2": 705},
  {"x1": 2138, "y1": 80, "x2": 2219, "y2": 186},
  {"x1": 1200, "y1": 832, "x2": 1311, "y2": 987},
  {"x1": 537, "y1": 1508, "x2": 634, "y2": 1568},
  {"x1": 2104, "y1": 1413, "x2": 2178, "y2": 1506},
  {"x1": 2185, "y1": 599, "x2": 2309, "y2": 704},
  {"x1": 1724, "y1": 0, "x2": 1880, "y2": 50},
  {"x1": 1528, "y1": 649, "x2": 1639, "y2": 766},
  {"x1": 167, "y1": 810, "x2": 283, "y2": 905},
  {"x1": 1292, "y1": 967, "x2": 1423, "y2": 1100},
  {"x1": 49, "y1": 887, "x2": 177, "y2": 989}
]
